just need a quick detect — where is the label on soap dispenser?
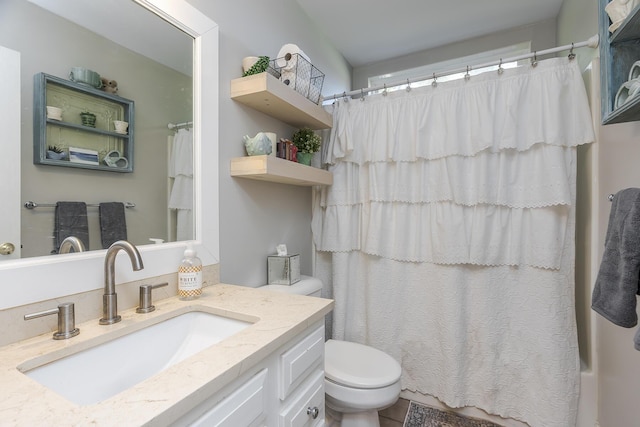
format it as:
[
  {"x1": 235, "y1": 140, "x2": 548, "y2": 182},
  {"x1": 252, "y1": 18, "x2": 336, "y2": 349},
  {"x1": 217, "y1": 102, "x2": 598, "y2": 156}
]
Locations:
[{"x1": 178, "y1": 265, "x2": 202, "y2": 299}]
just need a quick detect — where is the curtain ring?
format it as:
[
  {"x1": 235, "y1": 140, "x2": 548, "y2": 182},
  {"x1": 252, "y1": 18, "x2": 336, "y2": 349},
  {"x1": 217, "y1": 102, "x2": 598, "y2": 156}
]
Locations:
[
  {"x1": 406, "y1": 78, "x2": 411, "y2": 92},
  {"x1": 432, "y1": 73, "x2": 438, "y2": 88},
  {"x1": 568, "y1": 43, "x2": 576, "y2": 60},
  {"x1": 531, "y1": 51, "x2": 538, "y2": 67},
  {"x1": 342, "y1": 91, "x2": 349, "y2": 102},
  {"x1": 360, "y1": 88, "x2": 365, "y2": 101},
  {"x1": 464, "y1": 66, "x2": 471, "y2": 81},
  {"x1": 498, "y1": 58, "x2": 504, "y2": 75},
  {"x1": 382, "y1": 83, "x2": 388, "y2": 96}
]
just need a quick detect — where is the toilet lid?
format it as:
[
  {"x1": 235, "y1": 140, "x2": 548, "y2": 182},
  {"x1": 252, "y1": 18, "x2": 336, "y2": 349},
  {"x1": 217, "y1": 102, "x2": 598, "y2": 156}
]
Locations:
[{"x1": 325, "y1": 339, "x2": 401, "y2": 389}]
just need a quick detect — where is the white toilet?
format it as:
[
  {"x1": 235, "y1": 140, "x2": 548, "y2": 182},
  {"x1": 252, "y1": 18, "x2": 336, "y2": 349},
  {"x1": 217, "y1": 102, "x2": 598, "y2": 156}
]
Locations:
[{"x1": 261, "y1": 276, "x2": 402, "y2": 427}]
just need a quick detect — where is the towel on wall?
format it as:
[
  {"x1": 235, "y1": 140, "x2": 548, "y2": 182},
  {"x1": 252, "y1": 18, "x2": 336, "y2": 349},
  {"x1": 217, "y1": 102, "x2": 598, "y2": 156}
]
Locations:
[
  {"x1": 54, "y1": 202, "x2": 89, "y2": 253},
  {"x1": 592, "y1": 188, "x2": 640, "y2": 328},
  {"x1": 99, "y1": 202, "x2": 127, "y2": 249}
]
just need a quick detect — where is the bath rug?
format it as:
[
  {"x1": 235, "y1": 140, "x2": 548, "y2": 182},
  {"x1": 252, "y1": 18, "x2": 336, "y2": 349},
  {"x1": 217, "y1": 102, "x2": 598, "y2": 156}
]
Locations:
[{"x1": 403, "y1": 401, "x2": 503, "y2": 427}]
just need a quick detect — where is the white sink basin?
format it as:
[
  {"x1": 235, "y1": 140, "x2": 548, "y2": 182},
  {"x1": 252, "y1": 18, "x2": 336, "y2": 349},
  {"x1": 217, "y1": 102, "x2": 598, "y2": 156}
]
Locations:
[{"x1": 21, "y1": 310, "x2": 252, "y2": 405}]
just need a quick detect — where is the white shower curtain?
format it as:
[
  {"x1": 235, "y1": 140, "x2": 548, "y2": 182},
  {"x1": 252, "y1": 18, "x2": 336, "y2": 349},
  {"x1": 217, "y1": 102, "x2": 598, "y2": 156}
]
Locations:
[
  {"x1": 169, "y1": 128, "x2": 193, "y2": 241},
  {"x1": 312, "y1": 57, "x2": 595, "y2": 427}
]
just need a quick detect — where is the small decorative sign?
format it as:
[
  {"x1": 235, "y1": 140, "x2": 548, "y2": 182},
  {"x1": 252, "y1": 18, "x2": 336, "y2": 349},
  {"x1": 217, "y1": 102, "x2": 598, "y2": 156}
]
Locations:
[{"x1": 69, "y1": 147, "x2": 99, "y2": 165}]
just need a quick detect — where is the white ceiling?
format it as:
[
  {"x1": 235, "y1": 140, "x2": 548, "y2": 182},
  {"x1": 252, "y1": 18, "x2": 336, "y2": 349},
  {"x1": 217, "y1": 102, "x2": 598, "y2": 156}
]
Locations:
[
  {"x1": 294, "y1": 0, "x2": 566, "y2": 67},
  {"x1": 27, "y1": 0, "x2": 193, "y2": 74}
]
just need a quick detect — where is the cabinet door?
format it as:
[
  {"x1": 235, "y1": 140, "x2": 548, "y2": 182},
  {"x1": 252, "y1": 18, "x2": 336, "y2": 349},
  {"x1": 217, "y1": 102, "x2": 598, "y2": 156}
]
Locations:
[
  {"x1": 279, "y1": 370, "x2": 325, "y2": 427},
  {"x1": 279, "y1": 325, "x2": 324, "y2": 400},
  {"x1": 187, "y1": 369, "x2": 268, "y2": 427}
]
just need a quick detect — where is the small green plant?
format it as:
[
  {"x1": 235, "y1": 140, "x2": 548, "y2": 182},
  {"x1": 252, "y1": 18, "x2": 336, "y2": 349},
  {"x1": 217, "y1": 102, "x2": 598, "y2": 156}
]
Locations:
[
  {"x1": 242, "y1": 56, "x2": 270, "y2": 77},
  {"x1": 48, "y1": 145, "x2": 63, "y2": 153},
  {"x1": 292, "y1": 127, "x2": 321, "y2": 153}
]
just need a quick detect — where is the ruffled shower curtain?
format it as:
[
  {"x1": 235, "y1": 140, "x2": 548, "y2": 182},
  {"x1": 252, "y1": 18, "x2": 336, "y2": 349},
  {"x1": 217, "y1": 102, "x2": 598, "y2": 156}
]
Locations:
[
  {"x1": 169, "y1": 128, "x2": 194, "y2": 241},
  {"x1": 312, "y1": 58, "x2": 595, "y2": 427}
]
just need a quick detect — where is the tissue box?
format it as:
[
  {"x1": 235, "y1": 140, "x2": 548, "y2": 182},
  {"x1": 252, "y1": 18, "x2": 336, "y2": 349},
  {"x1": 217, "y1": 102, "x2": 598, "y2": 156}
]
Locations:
[{"x1": 267, "y1": 254, "x2": 300, "y2": 285}]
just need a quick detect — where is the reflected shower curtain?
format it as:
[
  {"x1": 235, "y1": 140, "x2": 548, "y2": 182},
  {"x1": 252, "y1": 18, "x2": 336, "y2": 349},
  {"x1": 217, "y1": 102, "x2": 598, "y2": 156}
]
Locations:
[
  {"x1": 169, "y1": 128, "x2": 193, "y2": 241},
  {"x1": 312, "y1": 58, "x2": 595, "y2": 427}
]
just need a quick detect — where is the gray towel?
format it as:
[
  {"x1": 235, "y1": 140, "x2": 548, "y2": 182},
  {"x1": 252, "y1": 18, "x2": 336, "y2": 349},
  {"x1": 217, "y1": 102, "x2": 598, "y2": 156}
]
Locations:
[
  {"x1": 592, "y1": 188, "x2": 640, "y2": 328},
  {"x1": 54, "y1": 202, "x2": 89, "y2": 254},
  {"x1": 99, "y1": 202, "x2": 127, "y2": 249}
]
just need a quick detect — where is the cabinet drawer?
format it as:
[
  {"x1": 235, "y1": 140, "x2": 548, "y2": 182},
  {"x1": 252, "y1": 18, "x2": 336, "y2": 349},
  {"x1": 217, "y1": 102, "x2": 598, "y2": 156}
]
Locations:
[
  {"x1": 279, "y1": 325, "x2": 324, "y2": 400},
  {"x1": 279, "y1": 370, "x2": 325, "y2": 427},
  {"x1": 189, "y1": 369, "x2": 268, "y2": 427}
]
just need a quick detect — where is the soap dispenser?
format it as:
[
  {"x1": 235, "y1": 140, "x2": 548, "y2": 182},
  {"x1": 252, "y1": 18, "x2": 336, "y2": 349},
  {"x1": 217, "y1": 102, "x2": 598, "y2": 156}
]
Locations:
[{"x1": 178, "y1": 244, "x2": 202, "y2": 300}]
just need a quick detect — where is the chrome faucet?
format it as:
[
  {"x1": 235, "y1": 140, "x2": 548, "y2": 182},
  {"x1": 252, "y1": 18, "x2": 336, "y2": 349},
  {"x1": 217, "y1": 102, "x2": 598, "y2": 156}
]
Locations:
[
  {"x1": 100, "y1": 240, "x2": 144, "y2": 325},
  {"x1": 58, "y1": 236, "x2": 86, "y2": 254}
]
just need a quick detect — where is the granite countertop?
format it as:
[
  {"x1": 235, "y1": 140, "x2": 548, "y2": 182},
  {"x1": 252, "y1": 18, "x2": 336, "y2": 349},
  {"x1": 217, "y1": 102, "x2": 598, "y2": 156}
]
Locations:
[{"x1": 0, "y1": 283, "x2": 333, "y2": 426}]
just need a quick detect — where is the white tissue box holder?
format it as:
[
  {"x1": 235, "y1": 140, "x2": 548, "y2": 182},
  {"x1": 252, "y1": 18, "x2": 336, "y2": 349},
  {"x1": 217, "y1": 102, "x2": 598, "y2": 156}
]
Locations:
[{"x1": 267, "y1": 254, "x2": 300, "y2": 285}]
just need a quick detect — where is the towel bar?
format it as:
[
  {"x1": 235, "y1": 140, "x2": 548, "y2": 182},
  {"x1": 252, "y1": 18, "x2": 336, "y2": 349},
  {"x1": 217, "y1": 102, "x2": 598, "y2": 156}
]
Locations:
[{"x1": 24, "y1": 201, "x2": 135, "y2": 209}]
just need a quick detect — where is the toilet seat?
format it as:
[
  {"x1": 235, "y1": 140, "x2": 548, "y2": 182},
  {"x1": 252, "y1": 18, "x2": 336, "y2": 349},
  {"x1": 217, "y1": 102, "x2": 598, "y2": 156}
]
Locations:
[{"x1": 325, "y1": 339, "x2": 401, "y2": 389}]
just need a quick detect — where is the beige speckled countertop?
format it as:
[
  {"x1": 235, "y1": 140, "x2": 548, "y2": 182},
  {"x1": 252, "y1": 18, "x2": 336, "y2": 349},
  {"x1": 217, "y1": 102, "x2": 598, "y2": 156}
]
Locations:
[{"x1": 0, "y1": 283, "x2": 333, "y2": 426}]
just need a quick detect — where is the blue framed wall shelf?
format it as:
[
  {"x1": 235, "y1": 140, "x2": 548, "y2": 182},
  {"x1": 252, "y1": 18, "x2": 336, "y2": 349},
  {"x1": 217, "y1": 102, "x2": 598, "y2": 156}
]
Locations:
[
  {"x1": 34, "y1": 72, "x2": 135, "y2": 172},
  {"x1": 599, "y1": 0, "x2": 640, "y2": 125}
]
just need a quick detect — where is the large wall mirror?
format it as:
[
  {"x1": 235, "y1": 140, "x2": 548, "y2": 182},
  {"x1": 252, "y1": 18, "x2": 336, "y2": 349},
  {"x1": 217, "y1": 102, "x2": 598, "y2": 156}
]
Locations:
[
  {"x1": 0, "y1": 0, "x2": 219, "y2": 309},
  {"x1": 3, "y1": 0, "x2": 193, "y2": 258}
]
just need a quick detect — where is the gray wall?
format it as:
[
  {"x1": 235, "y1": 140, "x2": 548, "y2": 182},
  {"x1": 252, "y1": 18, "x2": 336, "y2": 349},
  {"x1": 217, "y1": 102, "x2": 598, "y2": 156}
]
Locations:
[
  {"x1": 187, "y1": 0, "x2": 351, "y2": 286},
  {"x1": 0, "y1": 0, "x2": 192, "y2": 257},
  {"x1": 352, "y1": 19, "x2": 557, "y2": 91}
]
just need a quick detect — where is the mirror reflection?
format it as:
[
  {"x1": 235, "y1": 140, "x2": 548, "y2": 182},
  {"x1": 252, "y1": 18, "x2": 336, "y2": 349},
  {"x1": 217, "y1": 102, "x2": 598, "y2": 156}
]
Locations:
[{"x1": 0, "y1": 0, "x2": 194, "y2": 259}]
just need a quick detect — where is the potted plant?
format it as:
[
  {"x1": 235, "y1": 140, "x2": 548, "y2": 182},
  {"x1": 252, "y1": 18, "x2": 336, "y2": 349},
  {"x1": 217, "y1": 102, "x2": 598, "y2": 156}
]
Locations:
[
  {"x1": 292, "y1": 127, "x2": 321, "y2": 165},
  {"x1": 80, "y1": 111, "x2": 96, "y2": 127},
  {"x1": 46, "y1": 145, "x2": 66, "y2": 160},
  {"x1": 242, "y1": 56, "x2": 270, "y2": 77}
]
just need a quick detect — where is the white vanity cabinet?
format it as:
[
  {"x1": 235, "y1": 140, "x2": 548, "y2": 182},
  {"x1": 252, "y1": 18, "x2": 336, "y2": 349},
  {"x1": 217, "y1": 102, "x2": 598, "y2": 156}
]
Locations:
[{"x1": 173, "y1": 322, "x2": 325, "y2": 427}]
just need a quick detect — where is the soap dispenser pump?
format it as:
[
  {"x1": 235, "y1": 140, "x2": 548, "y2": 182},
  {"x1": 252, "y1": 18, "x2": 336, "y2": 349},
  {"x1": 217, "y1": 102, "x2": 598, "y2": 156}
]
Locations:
[{"x1": 178, "y1": 244, "x2": 202, "y2": 300}]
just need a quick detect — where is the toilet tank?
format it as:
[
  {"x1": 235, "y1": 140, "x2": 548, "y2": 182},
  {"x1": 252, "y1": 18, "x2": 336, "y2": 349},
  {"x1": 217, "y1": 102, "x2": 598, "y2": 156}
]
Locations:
[{"x1": 260, "y1": 275, "x2": 323, "y2": 297}]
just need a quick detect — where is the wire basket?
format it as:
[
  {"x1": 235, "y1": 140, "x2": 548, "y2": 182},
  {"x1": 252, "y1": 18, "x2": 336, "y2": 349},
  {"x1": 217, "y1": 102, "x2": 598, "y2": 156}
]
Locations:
[{"x1": 268, "y1": 54, "x2": 325, "y2": 104}]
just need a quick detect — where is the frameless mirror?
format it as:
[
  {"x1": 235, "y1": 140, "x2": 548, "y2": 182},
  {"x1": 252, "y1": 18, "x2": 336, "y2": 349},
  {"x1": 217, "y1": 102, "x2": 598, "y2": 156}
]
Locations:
[
  {"x1": 0, "y1": 0, "x2": 193, "y2": 259},
  {"x1": 0, "y1": 0, "x2": 219, "y2": 311}
]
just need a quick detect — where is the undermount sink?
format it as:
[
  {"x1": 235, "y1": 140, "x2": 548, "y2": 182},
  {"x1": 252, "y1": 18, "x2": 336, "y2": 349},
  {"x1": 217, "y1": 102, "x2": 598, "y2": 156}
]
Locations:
[{"x1": 19, "y1": 310, "x2": 252, "y2": 405}]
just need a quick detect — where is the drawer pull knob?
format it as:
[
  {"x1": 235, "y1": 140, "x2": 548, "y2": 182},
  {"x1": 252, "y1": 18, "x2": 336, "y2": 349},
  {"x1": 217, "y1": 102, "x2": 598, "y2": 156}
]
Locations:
[{"x1": 307, "y1": 406, "x2": 319, "y2": 419}]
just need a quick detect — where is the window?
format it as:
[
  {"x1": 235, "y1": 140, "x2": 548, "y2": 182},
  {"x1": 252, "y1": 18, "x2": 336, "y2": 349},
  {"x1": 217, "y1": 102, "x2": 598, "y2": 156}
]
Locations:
[{"x1": 367, "y1": 42, "x2": 531, "y2": 94}]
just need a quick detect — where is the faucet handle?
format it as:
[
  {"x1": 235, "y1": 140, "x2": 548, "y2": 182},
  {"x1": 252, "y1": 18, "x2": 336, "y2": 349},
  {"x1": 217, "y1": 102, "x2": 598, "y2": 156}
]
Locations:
[
  {"x1": 136, "y1": 282, "x2": 168, "y2": 313},
  {"x1": 24, "y1": 302, "x2": 80, "y2": 340}
]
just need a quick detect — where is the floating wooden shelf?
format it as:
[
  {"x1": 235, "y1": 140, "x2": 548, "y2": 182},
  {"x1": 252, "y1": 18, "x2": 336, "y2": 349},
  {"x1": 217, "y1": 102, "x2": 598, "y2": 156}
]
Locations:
[
  {"x1": 230, "y1": 155, "x2": 332, "y2": 186},
  {"x1": 230, "y1": 72, "x2": 332, "y2": 130}
]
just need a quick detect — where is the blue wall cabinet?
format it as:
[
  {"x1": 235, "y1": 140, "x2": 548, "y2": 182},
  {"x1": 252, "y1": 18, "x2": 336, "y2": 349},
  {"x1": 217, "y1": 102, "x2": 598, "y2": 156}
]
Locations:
[
  {"x1": 34, "y1": 73, "x2": 135, "y2": 172},
  {"x1": 599, "y1": 0, "x2": 640, "y2": 124}
]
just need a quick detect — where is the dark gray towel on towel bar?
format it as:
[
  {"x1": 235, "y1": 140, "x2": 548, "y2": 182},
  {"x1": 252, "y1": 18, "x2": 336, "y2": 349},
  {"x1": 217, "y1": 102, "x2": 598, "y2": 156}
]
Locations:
[
  {"x1": 99, "y1": 202, "x2": 127, "y2": 249},
  {"x1": 592, "y1": 188, "x2": 640, "y2": 328},
  {"x1": 54, "y1": 202, "x2": 89, "y2": 254}
]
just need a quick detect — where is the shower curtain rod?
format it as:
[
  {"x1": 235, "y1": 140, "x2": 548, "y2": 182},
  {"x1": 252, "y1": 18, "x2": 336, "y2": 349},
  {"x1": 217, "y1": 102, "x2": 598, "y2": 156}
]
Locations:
[
  {"x1": 324, "y1": 34, "x2": 600, "y2": 102},
  {"x1": 167, "y1": 121, "x2": 193, "y2": 130}
]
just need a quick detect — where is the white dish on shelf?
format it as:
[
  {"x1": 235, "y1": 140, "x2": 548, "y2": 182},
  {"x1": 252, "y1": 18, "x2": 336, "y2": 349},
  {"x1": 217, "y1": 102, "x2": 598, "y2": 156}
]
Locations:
[{"x1": 46, "y1": 106, "x2": 62, "y2": 121}]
